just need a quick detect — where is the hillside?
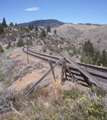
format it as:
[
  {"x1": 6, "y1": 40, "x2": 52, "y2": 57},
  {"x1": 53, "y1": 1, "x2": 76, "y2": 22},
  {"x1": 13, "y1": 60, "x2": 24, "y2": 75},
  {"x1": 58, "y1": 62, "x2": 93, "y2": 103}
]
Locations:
[
  {"x1": 18, "y1": 19, "x2": 64, "y2": 28},
  {"x1": 52, "y1": 23, "x2": 107, "y2": 50}
]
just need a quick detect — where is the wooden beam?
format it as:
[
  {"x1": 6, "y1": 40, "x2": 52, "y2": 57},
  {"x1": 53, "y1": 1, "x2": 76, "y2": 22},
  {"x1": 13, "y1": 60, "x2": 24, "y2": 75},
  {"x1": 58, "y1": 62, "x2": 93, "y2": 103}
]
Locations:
[
  {"x1": 66, "y1": 66, "x2": 76, "y2": 82},
  {"x1": 49, "y1": 59, "x2": 56, "y2": 81},
  {"x1": 61, "y1": 57, "x2": 66, "y2": 82},
  {"x1": 65, "y1": 56, "x2": 106, "y2": 90}
]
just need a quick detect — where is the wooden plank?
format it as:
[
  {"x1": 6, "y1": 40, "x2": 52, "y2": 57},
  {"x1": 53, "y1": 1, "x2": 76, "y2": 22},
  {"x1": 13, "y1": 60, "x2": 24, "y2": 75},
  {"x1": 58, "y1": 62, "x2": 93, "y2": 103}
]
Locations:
[
  {"x1": 24, "y1": 57, "x2": 63, "y2": 96},
  {"x1": 66, "y1": 66, "x2": 76, "y2": 82},
  {"x1": 49, "y1": 59, "x2": 56, "y2": 81},
  {"x1": 65, "y1": 56, "x2": 106, "y2": 90},
  {"x1": 61, "y1": 57, "x2": 66, "y2": 82}
]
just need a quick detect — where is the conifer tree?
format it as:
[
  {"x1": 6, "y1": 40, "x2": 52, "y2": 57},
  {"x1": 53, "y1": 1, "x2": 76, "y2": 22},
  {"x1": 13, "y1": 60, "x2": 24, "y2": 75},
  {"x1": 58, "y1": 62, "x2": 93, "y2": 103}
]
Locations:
[
  {"x1": 47, "y1": 26, "x2": 51, "y2": 33},
  {"x1": 28, "y1": 24, "x2": 31, "y2": 30},
  {"x1": 10, "y1": 22, "x2": 13, "y2": 26},
  {"x1": 35, "y1": 25, "x2": 38, "y2": 31},
  {"x1": 15, "y1": 23, "x2": 17, "y2": 26},
  {"x1": 101, "y1": 49, "x2": 107, "y2": 67},
  {"x1": 0, "y1": 24, "x2": 4, "y2": 34},
  {"x1": 54, "y1": 29, "x2": 57, "y2": 35},
  {"x1": 2, "y1": 17, "x2": 7, "y2": 28},
  {"x1": 31, "y1": 24, "x2": 34, "y2": 29},
  {"x1": 40, "y1": 29, "x2": 46, "y2": 38}
]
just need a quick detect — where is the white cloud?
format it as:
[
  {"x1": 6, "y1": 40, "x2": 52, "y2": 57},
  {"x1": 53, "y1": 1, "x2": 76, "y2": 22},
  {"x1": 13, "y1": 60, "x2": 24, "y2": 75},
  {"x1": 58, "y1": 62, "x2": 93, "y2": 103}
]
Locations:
[{"x1": 25, "y1": 7, "x2": 39, "y2": 11}]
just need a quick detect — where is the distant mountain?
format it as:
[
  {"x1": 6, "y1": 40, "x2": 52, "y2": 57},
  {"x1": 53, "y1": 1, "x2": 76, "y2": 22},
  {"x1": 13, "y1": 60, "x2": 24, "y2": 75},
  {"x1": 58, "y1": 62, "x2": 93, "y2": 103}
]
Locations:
[{"x1": 18, "y1": 19, "x2": 64, "y2": 28}]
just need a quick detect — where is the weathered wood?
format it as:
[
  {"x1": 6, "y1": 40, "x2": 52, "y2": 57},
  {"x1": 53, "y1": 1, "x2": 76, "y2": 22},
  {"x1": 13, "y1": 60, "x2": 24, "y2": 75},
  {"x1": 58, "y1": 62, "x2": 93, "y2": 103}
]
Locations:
[
  {"x1": 49, "y1": 59, "x2": 56, "y2": 81},
  {"x1": 80, "y1": 72, "x2": 92, "y2": 87},
  {"x1": 61, "y1": 57, "x2": 66, "y2": 82},
  {"x1": 65, "y1": 56, "x2": 106, "y2": 89},
  {"x1": 24, "y1": 57, "x2": 63, "y2": 96},
  {"x1": 66, "y1": 66, "x2": 76, "y2": 82}
]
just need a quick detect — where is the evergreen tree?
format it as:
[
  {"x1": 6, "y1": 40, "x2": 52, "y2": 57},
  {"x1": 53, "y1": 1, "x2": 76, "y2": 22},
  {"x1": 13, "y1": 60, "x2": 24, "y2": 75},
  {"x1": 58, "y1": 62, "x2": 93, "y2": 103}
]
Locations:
[
  {"x1": 47, "y1": 26, "x2": 51, "y2": 33},
  {"x1": 0, "y1": 24, "x2": 4, "y2": 34},
  {"x1": 0, "y1": 44, "x2": 4, "y2": 53},
  {"x1": 10, "y1": 22, "x2": 13, "y2": 26},
  {"x1": 40, "y1": 29, "x2": 46, "y2": 38},
  {"x1": 2, "y1": 17, "x2": 7, "y2": 28},
  {"x1": 54, "y1": 29, "x2": 57, "y2": 35},
  {"x1": 35, "y1": 25, "x2": 38, "y2": 31},
  {"x1": 93, "y1": 50, "x2": 101, "y2": 65},
  {"x1": 83, "y1": 40, "x2": 94, "y2": 56},
  {"x1": 31, "y1": 24, "x2": 34, "y2": 29},
  {"x1": 15, "y1": 23, "x2": 17, "y2": 26},
  {"x1": 101, "y1": 49, "x2": 107, "y2": 67},
  {"x1": 28, "y1": 24, "x2": 31, "y2": 30}
]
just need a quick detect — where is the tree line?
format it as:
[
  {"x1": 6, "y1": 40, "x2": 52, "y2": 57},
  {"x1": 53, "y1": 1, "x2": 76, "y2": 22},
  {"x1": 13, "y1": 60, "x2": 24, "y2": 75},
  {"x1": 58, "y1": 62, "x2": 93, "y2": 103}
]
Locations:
[{"x1": 81, "y1": 40, "x2": 107, "y2": 67}]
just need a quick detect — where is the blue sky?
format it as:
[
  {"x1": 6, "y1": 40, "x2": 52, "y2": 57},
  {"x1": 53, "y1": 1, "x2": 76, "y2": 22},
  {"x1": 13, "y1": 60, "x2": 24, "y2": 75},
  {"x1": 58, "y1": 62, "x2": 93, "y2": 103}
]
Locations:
[{"x1": 0, "y1": 0, "x2": 107, "y2": 24}]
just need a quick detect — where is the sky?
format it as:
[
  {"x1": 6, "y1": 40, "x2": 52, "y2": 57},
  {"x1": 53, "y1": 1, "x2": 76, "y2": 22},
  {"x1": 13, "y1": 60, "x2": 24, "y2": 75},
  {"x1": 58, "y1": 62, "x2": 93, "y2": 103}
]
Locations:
[{"x1": 0, "y1": 0, "x2": 107, "y2": 24}]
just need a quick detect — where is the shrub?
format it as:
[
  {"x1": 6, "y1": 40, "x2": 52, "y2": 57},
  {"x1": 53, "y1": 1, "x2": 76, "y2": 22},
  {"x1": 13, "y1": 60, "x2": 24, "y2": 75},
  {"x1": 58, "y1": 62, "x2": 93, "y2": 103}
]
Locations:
[
  {"x1": 25, "y1": 39, "x2": 32, "y2": 46},
  {"x1": 91, "y1": 85, "x2": 107, "y2": 97},
  {"x1": 6, "y1": 41, "x2": 11, "y2": 49},
  {"x1": 17, "y1": 39, "x2": 24, "y2": 47},
  {"x1": 64, "y1": 87, "x2": 82, "y2": 99},
  {"x1": 0, "y1": 44, "x2": 4, "y2": 53}
]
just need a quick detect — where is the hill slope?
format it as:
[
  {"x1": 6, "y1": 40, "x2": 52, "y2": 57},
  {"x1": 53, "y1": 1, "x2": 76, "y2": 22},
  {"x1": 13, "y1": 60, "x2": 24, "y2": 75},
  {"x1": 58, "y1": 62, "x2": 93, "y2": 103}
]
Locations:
[
  {"x1": 52, "y1": 23, "x2": 107, "y2": 50},
  {"x1": 18, "y1": 19, "x2": 64, "y2": 28}
]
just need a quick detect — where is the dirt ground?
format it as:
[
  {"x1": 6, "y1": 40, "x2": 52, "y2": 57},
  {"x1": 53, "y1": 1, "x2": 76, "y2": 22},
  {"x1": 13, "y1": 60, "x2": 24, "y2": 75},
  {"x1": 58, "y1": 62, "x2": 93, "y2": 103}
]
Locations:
[{"x1": 10, "y1": 47, "x2": 90, "y2": 92}]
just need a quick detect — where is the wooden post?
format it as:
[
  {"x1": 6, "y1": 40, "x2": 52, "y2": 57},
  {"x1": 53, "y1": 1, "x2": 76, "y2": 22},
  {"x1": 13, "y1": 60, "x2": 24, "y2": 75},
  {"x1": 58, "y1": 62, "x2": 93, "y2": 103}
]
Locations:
[
  {"x1": 49, "y1": 59, "x2": 56, "y2": 81},
  {"x1": 27, "y1": 39, "x2": 29, "y2": 64},
  {"x1": 61, "y1": 57, "x2": 66, "y2": 83}
]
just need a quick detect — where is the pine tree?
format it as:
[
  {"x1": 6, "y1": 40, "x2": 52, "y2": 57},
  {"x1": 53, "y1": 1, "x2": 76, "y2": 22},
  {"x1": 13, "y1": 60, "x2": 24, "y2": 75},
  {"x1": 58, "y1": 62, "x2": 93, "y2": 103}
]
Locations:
[
  {"x1": 35, "y1": 25, "x2": 38, "y2": 31},
  {"x1": 0, "y1": 24, "x2": 4, "y2": 34},
  {"x1": 101, "y1": 49, "x2": 107, "y2": 67},
  {"x1": 83, "y1": 40, "x2": 94, "y2": 56},
  {"x1": 31, "y1": 24, "x2": 34, "y2": 29},
  {"x1": 54, "y1": 29, "x2": 57, "y2": 35},
  {"x1": 40, "y1": 29, "x2": 46, "y2": 38},
  {"x1": 93, "y1": 50, "x2": 101, "y2": 65},
  {"x1": 10, "y1": 22, "x2": 13, "y2": 26},
  {"x1": 2, "y1": 17, "x2": 7, "y2": 28},
  {"x1": 15, "y1": 23, "x2": 17, "y2": 26},
  {"x1": 28, "y1": 24, "x2": 31, "y2": 30},
  {"x1": 47, "y1": 26, "x2": 51, "y2": 33}
]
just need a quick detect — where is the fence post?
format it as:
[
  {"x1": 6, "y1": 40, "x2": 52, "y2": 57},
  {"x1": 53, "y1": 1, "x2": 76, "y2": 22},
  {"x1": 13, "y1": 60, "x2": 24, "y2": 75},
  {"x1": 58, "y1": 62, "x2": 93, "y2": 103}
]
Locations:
[
  {"x1": 61, "y1": 57, "x2": 66, "y2": 83},
  {"x1": 49, "y1": 59, "x2": 56, "y2": 81}
]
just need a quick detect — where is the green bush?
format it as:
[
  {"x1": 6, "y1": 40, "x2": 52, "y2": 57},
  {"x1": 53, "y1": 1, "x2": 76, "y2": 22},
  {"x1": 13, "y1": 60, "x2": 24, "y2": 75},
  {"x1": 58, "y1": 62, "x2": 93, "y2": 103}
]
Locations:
[
  {"x1": 91, "y1": 85, "x2": 107, "y2": 97},
  {"x1": 25, "y1": 39, "x2": 32, "y2": 46},
  {"x1": 0, "y1": 44, "x2": 4, "y2": 53},
  {"x1": 64, "y1": 87, "x2": 82, "y2": 99},
  {"x1": 6, "y1": 42, "x2": 11, "y2": 49},
  {"x1": 17, "y1": 39, "x2": 24, "y2": 47}
]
